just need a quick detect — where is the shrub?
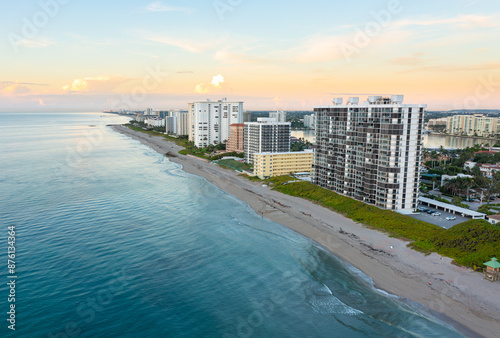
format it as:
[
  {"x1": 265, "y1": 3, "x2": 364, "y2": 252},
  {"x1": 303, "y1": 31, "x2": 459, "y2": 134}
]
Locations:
[{"x1": 271, "y1": 178, "x2": 500, "y2": 269}]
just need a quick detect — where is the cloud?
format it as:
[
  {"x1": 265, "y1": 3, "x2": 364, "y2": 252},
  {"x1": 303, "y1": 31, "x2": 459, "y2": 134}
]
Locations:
[
  {"x1": 294, "y1": 34, "x2": 349, "y2": 63},
  {"x1": 144, "y1": 34, "x2": 202, "y2": 53},
  {"x1": 194, "y1": 83, "x2": 210, "y2": 94},
  {"x1": 213, "y1": 50, "x2": 270, "y2": 64},
  {"x1": 291, "y1": 28, "x2": 410, "y2": 63},
  {"x1": 0, "y1": 81, "x2": 48, "y2": 96},
  {"x1": 62, "y1": 79, "x2": 89, "y2": 92},
  {"x1": 397, "y1": 62, "x2": 500, "y2": 74},
  {"x1": 394, "y1": 15, "x2": 500, "y2": 29},
  {"x1": 14, "y1": 37, "x2": 54, "y2": 48},
  {"x1": 0, "y1": 81, "x2": 48, "y2": 89},
  {"x1": 62, "y1": 76, "x2": 129, "y2": 93},
  {"x1": 391, "y1": 52, "x2": 435, "y2": 66},
  {"x1": 211, "y1": 74, "x2": 224, "y2": 87},
  {"x1": 194, "y1": 74, "x2": 225, "y2": 93},
  {"x1": 129, "y1": 51, "x2": 159, "y2": 58},
  {"x1": 146, "y1": 1, "x2": 191, "y2": 13}
]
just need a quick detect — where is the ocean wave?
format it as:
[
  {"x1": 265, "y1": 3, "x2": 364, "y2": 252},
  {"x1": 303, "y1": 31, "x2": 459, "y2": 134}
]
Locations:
[{"x1": 304, "y1": 281, "x2": 363, "y2": 316}]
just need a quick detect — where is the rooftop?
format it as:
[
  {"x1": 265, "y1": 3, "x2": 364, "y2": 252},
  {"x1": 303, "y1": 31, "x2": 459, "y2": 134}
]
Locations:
[
  {"x1": 315, "y1": 95, "x2": 426, "y2": 108},
  {"x1": 418, "y1": 197, "x2": 487, "y2": 218},
  {"x1": 255, "y1": 150, "x2": 314, "y2": 156},
  {"x1": 484, "y1": 257, "x2": 500, "y2": 269}
]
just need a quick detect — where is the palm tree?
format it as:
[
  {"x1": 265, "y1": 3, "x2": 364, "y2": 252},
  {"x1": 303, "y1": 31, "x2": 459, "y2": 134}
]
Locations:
[
  {"x1": 439, "y1": 146, "x2": 445, "y2": 166},
  {"x1": 430, "y1": 150, "x2": 438, "y2": 168},
  {"x1": 432, "y1": 177, "x2": 438, "y2": 191}
]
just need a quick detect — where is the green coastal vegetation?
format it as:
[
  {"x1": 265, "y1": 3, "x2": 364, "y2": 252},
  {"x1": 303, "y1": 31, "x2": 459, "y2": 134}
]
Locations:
[
  {"x1": 126, "y1": 123, "x2": 236, "y2": 160},
  {"x1": 250, "y1": 176, "x2": 500, "y2": 270},
  {"x1": 215, "y1": 159, "x2": 252, "y2": 172}
]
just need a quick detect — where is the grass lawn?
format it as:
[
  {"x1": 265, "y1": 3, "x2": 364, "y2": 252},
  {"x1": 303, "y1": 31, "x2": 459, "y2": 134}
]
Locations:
[{"x1": 216, "y1": 159, "x2": 252, "y2": 172}]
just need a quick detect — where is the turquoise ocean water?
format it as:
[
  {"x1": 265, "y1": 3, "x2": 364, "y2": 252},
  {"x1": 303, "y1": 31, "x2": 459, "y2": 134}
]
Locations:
[{"x1": 0, "y1": 112, "x2": 463, "y2": 337}]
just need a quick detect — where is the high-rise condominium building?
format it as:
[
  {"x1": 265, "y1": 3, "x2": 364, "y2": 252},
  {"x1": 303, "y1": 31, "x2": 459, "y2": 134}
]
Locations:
[
  {"x1": 227, "y1": 123, "x2": 245, "y2": 153},
  {"x1": 313, "y1": 95, "x2": 425, "y2": 213},
  {"x1": 165, "y1": 114, "x2": 177, "y2": 134},
  {"x1": 446, "y1": 114, "x2": 499, "y2": 137},
  {"x1": 176, "y1": 112, "x2": 189, "y2": 136},
  {"x1": 242, "y1": 111, "x2": 252, "y2": 123},
  {"x1": 269, "y1": 111, "x2": 287, "y2": 122},
  {"x1": 188, "y1": 98, "x2": 243, "y2": 147},
  {"x1": 244, "y1": 118, "x2": 291, "y2": 164},
  {"x1": 304, "y1": 114, "x2": 316, "y2": 129}
]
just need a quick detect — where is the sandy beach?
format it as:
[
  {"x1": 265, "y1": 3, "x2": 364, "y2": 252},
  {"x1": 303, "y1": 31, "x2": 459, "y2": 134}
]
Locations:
[{"x1": 111, "y1": 125, "x2": 500, "y2": 338}]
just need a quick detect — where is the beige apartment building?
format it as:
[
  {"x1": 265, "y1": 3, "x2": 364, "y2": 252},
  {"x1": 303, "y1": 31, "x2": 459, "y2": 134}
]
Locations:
[
  {"x1": 226, "y1": 123, "x2": 245, "y2": 153},
  {"x1": 253, "y1": 150, "x2": 314, "y2": 179},
  {"x1": 446, "y1": 114, "x2": 499, "y2": 137}
]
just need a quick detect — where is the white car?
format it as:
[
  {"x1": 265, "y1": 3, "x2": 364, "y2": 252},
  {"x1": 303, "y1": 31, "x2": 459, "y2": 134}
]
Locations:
[
  {"x1": 432, "y1": 212, "x2": 441, "y2": 216},
  {"x1": 446, "y1": 216, "x2": 456, "y2": 221}
]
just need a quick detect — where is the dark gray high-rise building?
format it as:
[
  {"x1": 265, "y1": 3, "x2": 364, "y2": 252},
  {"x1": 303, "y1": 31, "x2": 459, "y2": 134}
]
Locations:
[
  {"x1": 313, "y1": 96, "x2": 425, "y2": 213},
  {"x1": 244, "y1": 118, "x2": 291, "y2": 164}
]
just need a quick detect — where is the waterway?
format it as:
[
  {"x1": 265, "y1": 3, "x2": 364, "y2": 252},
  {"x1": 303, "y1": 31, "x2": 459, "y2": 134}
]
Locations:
[{"x1": 292, "y1": 130, "x2": 497, "y2": 150}]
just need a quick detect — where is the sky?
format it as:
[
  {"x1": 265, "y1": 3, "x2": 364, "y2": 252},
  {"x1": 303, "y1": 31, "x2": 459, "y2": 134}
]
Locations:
[{"x1": 1, "y1": 0, "x2": 500, "y2": 112}]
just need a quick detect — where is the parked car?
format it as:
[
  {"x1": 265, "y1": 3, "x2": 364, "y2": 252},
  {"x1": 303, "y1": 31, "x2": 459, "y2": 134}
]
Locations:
[
  {"x1": 490, "y1": 196, "x2": 496, "y2": 200},
  {"x1": 446, "y1": 216, "x2": 456, "y2": 221},
  {"x1": 432, "y1": 212, "x2": 441, "y2": 216},
  {"x1": 426, "y1": 210, "x2": 435, "y2": 214}
]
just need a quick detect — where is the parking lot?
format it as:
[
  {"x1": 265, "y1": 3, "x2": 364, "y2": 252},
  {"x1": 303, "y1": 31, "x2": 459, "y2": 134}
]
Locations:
[{"x1": 408, "y1": 206, "x2": 470, "y2": 229}]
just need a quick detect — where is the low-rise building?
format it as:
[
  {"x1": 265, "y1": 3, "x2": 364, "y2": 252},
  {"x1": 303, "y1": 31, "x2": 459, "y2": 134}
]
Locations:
[
  {"x1": 441, "y1": 173, "x2": 473, "y2": 186},
  {"x1": 253, "y1": 150, "x2": 314, "y2": 179},
  {"x1": 487, "y1": 215, "x2": 500, "y2": 225},
  {"x1": 478, "y1": 163, "x2": 500, "y2": 178},
  {"x1": 145, "y1": 116, "x2": 165, "y2": 128},
  {"x1": 427, "y1": 118, "x2": 447, "y2": 126},
  {"x1": 464, "y1": 161, "x2": 477, "y2": 170}
]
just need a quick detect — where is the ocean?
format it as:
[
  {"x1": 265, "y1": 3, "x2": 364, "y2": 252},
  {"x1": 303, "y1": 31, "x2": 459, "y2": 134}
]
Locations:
[{"x1": 0, "y1": 112, "x2": 463, "y2": 337}]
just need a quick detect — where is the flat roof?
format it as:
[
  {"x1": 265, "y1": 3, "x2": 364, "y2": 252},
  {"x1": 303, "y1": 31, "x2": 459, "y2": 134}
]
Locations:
[
  {"x1": 418, "y1": 197, "x2": 486, "y2": 217},
  {"x1": 314, "y1": 104, "x2": 427, "y2": 109},
  {"x1": 255, "y1": 150, "x2": 314, "y2": 155}
]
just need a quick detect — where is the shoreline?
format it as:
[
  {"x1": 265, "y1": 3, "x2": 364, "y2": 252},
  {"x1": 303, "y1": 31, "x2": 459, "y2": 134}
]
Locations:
[{"x1": 111, "y1": 125, "x2": 500, "y2": 338}]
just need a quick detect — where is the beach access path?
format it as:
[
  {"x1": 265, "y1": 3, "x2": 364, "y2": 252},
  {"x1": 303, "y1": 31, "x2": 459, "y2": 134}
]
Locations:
[{"x1": 111, "y1": 125, "x2": 500, "y2": 338}]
